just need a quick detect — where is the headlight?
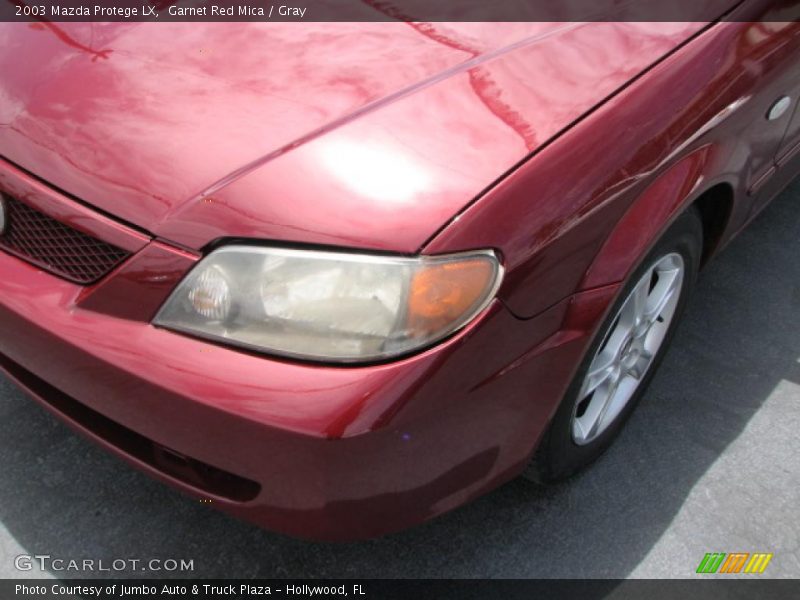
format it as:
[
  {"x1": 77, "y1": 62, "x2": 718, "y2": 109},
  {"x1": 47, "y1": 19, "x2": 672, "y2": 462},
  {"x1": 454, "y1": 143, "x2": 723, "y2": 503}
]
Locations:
[{"x1": 154, "y1": 246, "x2": 503, "y2": 363}]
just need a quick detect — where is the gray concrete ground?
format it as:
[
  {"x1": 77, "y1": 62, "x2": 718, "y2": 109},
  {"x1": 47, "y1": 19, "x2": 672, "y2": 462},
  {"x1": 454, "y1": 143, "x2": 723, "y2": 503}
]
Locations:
[{"x1": 1, "y1": 179, "x2": 799, "y2": 580}]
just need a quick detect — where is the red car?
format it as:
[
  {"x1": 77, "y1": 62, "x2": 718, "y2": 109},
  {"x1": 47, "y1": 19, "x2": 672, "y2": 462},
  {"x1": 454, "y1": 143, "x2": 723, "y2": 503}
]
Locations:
[{"x1": 1, "y1": 7, "x2": 799, "y2": 540}]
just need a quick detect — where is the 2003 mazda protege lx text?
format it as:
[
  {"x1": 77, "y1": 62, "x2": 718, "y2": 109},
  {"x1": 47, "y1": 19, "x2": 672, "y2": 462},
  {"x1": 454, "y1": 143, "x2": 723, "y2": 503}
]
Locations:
[{"x1": 1, "y1": 4, "x2": 799, "y2": 540}]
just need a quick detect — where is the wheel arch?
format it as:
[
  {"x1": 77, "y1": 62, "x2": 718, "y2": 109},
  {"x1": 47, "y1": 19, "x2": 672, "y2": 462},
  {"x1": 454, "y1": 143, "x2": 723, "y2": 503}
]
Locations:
[
  {"x1": 580, "y1": 147, "x2": 737, "y2": 291},
  {"x1": 692, "y1": 182, "x2": 735, "y2": 269}
]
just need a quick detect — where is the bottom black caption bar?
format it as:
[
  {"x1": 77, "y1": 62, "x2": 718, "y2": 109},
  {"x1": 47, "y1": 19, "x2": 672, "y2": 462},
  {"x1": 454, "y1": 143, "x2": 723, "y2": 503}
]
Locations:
[{"x1": 3, "y1": 580, "x2": 799, "y2": 600}]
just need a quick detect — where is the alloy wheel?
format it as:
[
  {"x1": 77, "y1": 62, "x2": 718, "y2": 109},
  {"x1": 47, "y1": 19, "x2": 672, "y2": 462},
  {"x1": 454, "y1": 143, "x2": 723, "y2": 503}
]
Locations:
[{"x1": 571, "y1": 253, "x2": 685, "y2": 445}]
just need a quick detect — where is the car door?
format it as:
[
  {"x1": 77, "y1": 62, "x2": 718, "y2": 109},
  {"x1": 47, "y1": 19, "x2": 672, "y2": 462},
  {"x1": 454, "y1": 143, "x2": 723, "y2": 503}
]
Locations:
[
  {"x1": 741, "y1": 19, "x2": 800, "y2": 218},
  {"x1": 776, "y1": 99, "x2": 800, "y2": 171},
  {"x1": 747, "y1": 90, "x2": 800, "y2": 219}
]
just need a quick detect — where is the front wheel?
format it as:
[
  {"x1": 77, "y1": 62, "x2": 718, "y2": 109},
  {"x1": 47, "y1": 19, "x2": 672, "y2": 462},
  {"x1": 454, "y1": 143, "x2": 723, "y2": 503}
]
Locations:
[{"x1": 526, "y1": 207, "x2": 703, "y2": 482}]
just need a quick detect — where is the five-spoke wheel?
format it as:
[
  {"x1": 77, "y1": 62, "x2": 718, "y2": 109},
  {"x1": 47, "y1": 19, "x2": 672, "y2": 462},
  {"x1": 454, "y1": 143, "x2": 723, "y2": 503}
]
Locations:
[
  {"x1": 572, "y1": 253, "x2": 684, "y2": 445},
  {"x1": 526, "y1": 207, "x2": 703, "y2": 483}
]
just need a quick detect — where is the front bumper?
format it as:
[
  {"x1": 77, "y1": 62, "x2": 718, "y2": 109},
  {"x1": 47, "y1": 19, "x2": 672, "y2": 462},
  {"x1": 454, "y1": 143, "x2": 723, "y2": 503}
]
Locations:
[{"x1": 0, "y1": 167, "x2": 616, "y2": 541}]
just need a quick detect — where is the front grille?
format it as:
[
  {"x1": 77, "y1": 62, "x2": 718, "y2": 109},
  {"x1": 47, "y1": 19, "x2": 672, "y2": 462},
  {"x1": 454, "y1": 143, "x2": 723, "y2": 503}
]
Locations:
[{"x1": 0, "y1": 194, "x2": 130, "y2": 284}]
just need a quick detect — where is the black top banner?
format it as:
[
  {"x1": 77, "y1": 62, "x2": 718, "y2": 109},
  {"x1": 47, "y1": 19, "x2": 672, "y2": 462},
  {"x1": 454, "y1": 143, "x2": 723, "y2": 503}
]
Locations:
[{"x1": 2, "y1": 0, "x2": 800, "y2": 22}]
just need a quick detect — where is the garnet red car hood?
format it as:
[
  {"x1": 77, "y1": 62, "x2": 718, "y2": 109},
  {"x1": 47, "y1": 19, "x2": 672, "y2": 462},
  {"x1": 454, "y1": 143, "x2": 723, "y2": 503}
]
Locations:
[{"x1": 0, "y1": 21, "x2": 709, "y2": 252}]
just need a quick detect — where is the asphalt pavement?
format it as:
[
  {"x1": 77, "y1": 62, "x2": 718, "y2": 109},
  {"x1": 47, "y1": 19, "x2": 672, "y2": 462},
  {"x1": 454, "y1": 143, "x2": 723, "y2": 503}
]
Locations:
[{"x1": 1, "y1": 178, "x2": 799, "y2": 579}]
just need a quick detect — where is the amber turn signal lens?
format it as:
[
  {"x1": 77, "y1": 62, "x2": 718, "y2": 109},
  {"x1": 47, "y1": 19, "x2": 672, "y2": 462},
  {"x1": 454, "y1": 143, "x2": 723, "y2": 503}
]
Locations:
[{"x1": 408, "y1": 258, "x2": 497, "y2": 336}]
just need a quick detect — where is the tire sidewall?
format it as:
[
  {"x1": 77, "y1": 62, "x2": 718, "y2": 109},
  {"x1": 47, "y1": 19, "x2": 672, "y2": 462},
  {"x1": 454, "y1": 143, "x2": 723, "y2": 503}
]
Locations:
[{"x1": 532, "y1": 209, "x2": 703, "y2": 482}]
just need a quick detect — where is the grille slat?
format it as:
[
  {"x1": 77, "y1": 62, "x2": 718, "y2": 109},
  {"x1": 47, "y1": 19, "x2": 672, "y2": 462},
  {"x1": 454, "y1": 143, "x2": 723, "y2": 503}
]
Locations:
[{"x1": 0, "y1": 195, "x2": 130, "y2": 284}]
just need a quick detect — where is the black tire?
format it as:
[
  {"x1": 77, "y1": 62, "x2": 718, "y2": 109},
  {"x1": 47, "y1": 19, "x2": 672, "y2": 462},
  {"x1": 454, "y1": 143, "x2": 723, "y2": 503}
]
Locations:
[{"x1": 525, "y1": 206, "x2": 703, "y2": 483}]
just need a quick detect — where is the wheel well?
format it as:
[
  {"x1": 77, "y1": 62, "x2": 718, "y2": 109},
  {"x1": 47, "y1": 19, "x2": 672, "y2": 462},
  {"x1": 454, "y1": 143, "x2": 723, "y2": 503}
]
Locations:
[{"x1": 691, "y1": 183, "x2": 734, "y2": 268}]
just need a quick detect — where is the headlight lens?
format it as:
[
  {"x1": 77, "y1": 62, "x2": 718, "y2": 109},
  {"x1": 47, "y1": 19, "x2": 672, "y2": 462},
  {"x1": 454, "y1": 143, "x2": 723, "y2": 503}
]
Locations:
[{"x1": 154, "y1": 246, "x2": 503, "y2": 362}]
